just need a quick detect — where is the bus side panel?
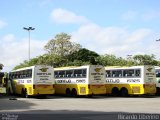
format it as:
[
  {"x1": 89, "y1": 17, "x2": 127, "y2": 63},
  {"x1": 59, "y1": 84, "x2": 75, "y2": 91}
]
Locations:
[
  {"x1": 55, "y1": 84, "x2": 67, "y2": 94},
  {"x1": 55, "y1": 84, "x2": 89, "y2": 95},
  {"x1": 0, "y1": 87, "x2": 6, "y2": 94},
  {"x1": 55, "y1": 83, "x2": 106, "y2": 95},
  {"x1": 105, "y1": 84, "x2": 155, "y2": 95}
]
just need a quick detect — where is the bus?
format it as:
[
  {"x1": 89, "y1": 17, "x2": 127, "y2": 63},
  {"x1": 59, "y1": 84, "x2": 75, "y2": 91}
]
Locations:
[
  {"x1": 7, "y1": 65, "x2": 55, "y2": 98},
  {"x1": 0, "y1": 72, "x2": 6, "y2": 95},
  {"x1": 105, "y1": 65, "x2": 156, "y2": 96},
  {"x1": 54, "y1": 65, "x2": 106, "y2": 97},
  {"x1": 155, "y1": 66, "x2": 160, "y2": 95}
]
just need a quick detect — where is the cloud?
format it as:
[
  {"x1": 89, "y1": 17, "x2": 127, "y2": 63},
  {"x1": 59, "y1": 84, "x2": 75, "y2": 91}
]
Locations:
[
  {"x1": 39, "y1": 0, "x2": 52, "y2": 7},
  {"x1": 71, "y1": 23, "x2": 154, "y2": 57},
  {"x1": 50, "y1": 8, "x2": 89, "y2": 24},
  {"x1": 122, "y1": 10, "x2": 160, "y2": 22},
  {"x1": 122, "y1": 11, "x2": 137, "y2": 21},
  {"x1": 0, "y1": 20, "x2": 7, "y2": 29},
  {"x1": 0, "y1": 34, "x2": 46, "y2": 72},
  {"x1": 142, "y1": 10, "x2": 160, "y2": 21},
  {"x1": 126, "y1": 29, "x2": 152, "y2": 43}
]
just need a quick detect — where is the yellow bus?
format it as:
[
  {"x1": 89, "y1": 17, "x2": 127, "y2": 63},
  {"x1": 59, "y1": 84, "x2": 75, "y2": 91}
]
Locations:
[
  {"x1": 0, "y1": 72, "x2": 6, "y2": 95},
  {"x1": 105, "y1": 65, "x2": 156, "y2": 96},
  {"x1": 54, "y1": 65, "x2": 106, "y2": 97},
  {"x1": 7, "y1": 65, "x2": 55, "y2": 98},
  {"x1": 155, "y1": 66, "x2": 160, "y2": 95}
]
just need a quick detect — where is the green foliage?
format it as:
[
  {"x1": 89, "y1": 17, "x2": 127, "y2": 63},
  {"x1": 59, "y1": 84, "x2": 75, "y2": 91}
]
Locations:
[
  {"x1": 133, "y1": 54, "x2": 157, "y2": 65},
  {"x1": 0, "y1": 63, "x2": 3, "y2": 70},
  {"x1": 67, "y1": 48, "x2": 100, "y2": 65},
  {"x1": 96, "y1": 54, "x2": 128, "y2": 66}
]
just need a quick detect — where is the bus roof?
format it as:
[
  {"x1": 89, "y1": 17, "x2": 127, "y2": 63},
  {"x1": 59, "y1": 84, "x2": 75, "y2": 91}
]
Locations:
[
  {"x1": 54, "y1": 65, "x2": 103, "y2": 70},
  {"x1": 105, "y1": 65, "x2": 152, "y2": 70},
  {"x1": 11, "y1": 65, "x2": 52, "y2": 72}
]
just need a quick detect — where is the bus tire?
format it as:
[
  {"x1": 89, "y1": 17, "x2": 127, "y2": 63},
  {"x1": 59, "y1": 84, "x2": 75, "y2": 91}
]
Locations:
[
  {"x1": 66, "y1": 88, "x2": 71, "y2": 97},
  {"x1": 87, "y1": 94, "x2": 93, "y2": 98},
  {"x1": 21, "y1": 88, "x2": 29, "y2": 98},
  {"x1": 24, "y1": 89, "x2": 29, "y2": 98},
  {"x1": 21, "y1": 89, "x2": 25, "y2": 97},
  {"x1": 8, "y1": 88, "x2": 12, "y2": 96},
  {"x1": 72, "y1": 88, "x2": 77, "y2": 97},
  {"x1": 156, "y1": 87, "x2": 160, "y2": 95},
  {"x1": 120, "y1": 88, "x2": 128, "y2": 97},
  {"x1": 112, "y1": 87, "x2": 119, "y2": 96}
]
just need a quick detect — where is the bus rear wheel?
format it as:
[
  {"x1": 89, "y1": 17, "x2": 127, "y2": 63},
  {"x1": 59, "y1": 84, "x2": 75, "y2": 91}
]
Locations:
[
  {"x1": 71, "y1": 88, "x2": 77, "y2": 97},
  {"x1": 8, "y1": 88, "x2": 12, "y2": 96},
  {"x1": 21, "y1": 89, "x2": 29, "y2": 98},
  {"x1": 156, "y1": 87, "x2": 160, "y2": 95},
  {"x1": 66, "y1": 88, "x2": 71, "y2": 97},
  {"x1": 111, "y1": 87, "x2": 119, "y2": 96},
  {"x1": 120, "y1": 88, "x2": 128, "y2": 97}
]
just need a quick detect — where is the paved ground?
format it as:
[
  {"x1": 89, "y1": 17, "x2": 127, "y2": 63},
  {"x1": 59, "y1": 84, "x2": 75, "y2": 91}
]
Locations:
[{"x1": 0, "y1": 95, "x2": 160, "y2": 120}]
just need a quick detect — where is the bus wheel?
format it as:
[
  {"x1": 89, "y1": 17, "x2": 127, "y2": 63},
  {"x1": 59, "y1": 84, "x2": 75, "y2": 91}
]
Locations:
[
  {"x1": 112, "y1": 87, "x2": 119, "y2": 96},
  {"x1": 120, "y1": 88, "x2": 128, "y2": 97},
  {"x1": 156, "y1": 87, "x2": 160, "y2": 95},
  {"x1": 66, "y1": 88, "x2": 71, "y2": 97},
  {"x1": 87, "y1": 94, "x2": 93, "y2": 98},
  {"x1": 8, "y1": 88, "x2": 12, "y2": 96},
  {"x1": 21, "y1": 89, "x2": 25, "y2": 98},
  {"x1": 21, "y1": 89, "x2": 29, "y2": 98},
  {"x1": 24, "y1": 89, "x2": 29, "y2": 98},
  {"x1": 72, "y1": 88, "x2": 77, "y2": 97}
]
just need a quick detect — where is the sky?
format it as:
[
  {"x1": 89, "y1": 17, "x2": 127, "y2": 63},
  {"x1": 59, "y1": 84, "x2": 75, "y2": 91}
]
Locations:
[{"x1": 0, "y1": 0, "x2": 160, "y2": 72}]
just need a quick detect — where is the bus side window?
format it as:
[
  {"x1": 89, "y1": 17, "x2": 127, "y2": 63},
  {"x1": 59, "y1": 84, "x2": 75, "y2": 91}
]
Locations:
[
  {"x1": 82, "y1": 69, "x2": 87, "y2": 78},
  {"x1": 83, "y1": 74, "x2": 86, "y2": 77},
  {"x1": 135, "y1": 69, "x2": 140, "y2": 77},
  {"x1": 28, "y1": 69, "x2": 32, "y2": 78},
  {"x1": 54, "y1": 71, "x2": 58, "y2": 78},
  {"x1": 112, "y1": 70, "x2": 122, "y2": 78},
  {"x1": 106, "y1": 70, "x2": 111, "y2": 77},
  {"x1": 66, "y1": 70, "x2": 73, "y2": 78},
  {"x1": 113, "y1": 74, "x2": 115, "y2": 77},
  {"x1": 59, "y1": 71, "x2": 65, "y2": 78}
]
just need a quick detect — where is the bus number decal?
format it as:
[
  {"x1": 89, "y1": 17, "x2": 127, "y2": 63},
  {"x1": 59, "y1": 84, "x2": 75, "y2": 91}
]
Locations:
[
  {"x1": 76, "y1": 79, "x2": 86, "y2": 83},
  {"x1": 106, "y1": 79, "x2": 120, "y2": 83},
  {"x1": 127, "y1": 79, "x2": 140, "y2": 83},
  {"x1": 27, "y1": 80, "x2": 32, "y2": 83},
  {"x1": 18, "y1": 80, "x2": 24, "y2": 84},
  {"x1": 57, "y1": 79, "x2": 71, "y2": 83}
]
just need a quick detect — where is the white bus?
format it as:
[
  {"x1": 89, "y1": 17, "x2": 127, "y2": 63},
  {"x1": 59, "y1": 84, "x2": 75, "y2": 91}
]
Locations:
[
  {"x1": 155, "y1": 66, "x2": 160, "y2": 95},
  {"x1": 105, "y1": 65, "x2": 156, "y2": 96},
  {"x1": 54, "y1": 65, "x2": 106, "y2": 97},
  {"x1": 7, "y1": 65, "x2": 55, "y2": 98}
]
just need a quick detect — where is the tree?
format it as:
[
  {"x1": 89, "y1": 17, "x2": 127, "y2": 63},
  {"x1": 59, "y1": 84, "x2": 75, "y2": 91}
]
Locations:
[
  {"x1": 44, "y1": 32, "x2": 81, "y2": 57},
  {"x1": 43, "y1": 32, "x2": 82, "y2": 67},
  {"x1": 0, "y1": 63, "x2": 3, "y2": 70},
  {"x1": 133, "y1": 54, "x2": 157, "y2": 65},
  {"x1": 67, "y1": 48, "x2": 100, "y2": 65}
]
